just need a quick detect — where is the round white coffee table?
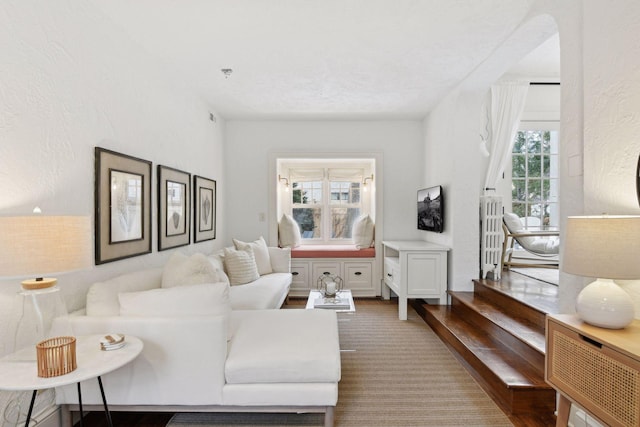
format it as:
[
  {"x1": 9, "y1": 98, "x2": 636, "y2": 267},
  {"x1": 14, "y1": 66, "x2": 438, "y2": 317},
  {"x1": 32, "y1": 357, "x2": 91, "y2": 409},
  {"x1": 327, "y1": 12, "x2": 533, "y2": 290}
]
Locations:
[{"x1": 0, "y1": 334, "x2": 143, "y2": 427}]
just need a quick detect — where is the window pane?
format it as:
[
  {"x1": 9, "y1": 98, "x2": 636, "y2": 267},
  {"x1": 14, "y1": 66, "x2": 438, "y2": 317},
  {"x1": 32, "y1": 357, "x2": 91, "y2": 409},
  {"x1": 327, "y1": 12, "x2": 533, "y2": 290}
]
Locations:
[
  {"x1": 331, "y1": 207, "x2": 360, "y2": 238},
  {"x1": 527, "y1": 154, "x2": 542, "y2": 177},
  {"x1": 527, "y1": 179, "x2": 542, "y2": 202},
  {"x1": 542, "y1": 131, "x2": 551, "y2": 154},
  {"x1": 526, "y1": 131, "x2": 542, "y2": 153},
  {"x1": 542, "y1": 155, "x2": 551, "y2": 178},
  {"x1": 512, "y1": 155, "x2": 526, "y2": 178},
  {"x1": 292, "y1": 181, "x2": 322, "y2": 204},
  {"x1": 512, "y1": 179, "x2": 526, "y2": 201},
  {"x1": 330, "y1": 181, "x2": 360, "y2": 204},
  {"x1": 293, "y1": 207, "x2": 321, "y2": 239},
  {"x1": 513, "y1": 132, "x2": 526, "y2": 153},
  {"x1": 512, "y1": 203, "x2": 527, "y2": 218}
]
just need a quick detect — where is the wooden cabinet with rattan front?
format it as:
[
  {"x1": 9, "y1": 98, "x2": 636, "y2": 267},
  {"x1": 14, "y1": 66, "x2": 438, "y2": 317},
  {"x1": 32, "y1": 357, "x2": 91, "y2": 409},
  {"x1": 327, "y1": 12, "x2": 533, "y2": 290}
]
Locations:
[{"x1": 545, "y1": 314, "x2": 640, "y2": 427}]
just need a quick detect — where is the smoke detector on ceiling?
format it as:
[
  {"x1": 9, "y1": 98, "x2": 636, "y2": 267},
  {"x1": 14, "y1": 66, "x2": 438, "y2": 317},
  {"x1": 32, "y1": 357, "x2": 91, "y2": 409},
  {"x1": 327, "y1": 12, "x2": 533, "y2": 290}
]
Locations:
[{"x1": 221, "y1": 68, "x2": 233, "y2": 79}]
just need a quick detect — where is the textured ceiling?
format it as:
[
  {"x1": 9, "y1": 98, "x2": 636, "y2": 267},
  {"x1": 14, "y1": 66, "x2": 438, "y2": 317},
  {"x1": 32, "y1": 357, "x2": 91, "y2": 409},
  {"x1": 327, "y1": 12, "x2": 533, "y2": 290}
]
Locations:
[{"x1": 89, "y1": 0, "x2": 559, "y2": 120}]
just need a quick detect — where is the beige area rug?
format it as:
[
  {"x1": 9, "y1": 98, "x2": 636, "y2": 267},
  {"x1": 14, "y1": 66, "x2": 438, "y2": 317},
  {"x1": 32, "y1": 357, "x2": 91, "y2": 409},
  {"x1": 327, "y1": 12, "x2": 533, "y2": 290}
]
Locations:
[{"x1": 167, "y1": 300, "x2": 513, "y2": 427}]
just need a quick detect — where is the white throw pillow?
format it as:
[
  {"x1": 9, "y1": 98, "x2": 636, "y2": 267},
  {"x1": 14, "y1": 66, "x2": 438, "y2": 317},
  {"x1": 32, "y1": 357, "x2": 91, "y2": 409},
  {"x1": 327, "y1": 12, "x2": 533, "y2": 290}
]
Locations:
[
  {"x1": 278, "y1": 214, "x2": 301, "y2": 248},
  {"x1": 86, "y1": 268, "x2": 163, "y2": 316},
  {"x1": 223, "y1": 247, "x2": 260, "y2": 285},
  {"x1": 207, "y1": 251, "x2": 230, "y2": 285},
  {"x1": 268, "y1": 247, "x2": 291, "y2": 273},
  {"x1": 352, "y1": 214, "x2": 375, "y2": 249},
  {"x1": 119, "y1": 282, "x2": 230, "y2": 318},
  {"x1": 162, "y1": 252, "x2": 220, "y2": 289},
  {"x1": 233, "y1": 236, "x2": 273, "y2": 275}
]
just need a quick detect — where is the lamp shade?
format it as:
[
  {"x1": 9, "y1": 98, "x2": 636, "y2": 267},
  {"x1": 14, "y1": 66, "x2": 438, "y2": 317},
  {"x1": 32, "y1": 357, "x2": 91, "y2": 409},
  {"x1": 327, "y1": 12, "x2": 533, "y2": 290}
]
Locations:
[
  {"x1": 0, "y1": 216, "x2": 92, "y2": 286},
  {"x1": 563, "y1": 215, "x2": 640, "y2": 279},
  {"x1": 563, "y1": 215, "x2": 640, "y2": 329}
]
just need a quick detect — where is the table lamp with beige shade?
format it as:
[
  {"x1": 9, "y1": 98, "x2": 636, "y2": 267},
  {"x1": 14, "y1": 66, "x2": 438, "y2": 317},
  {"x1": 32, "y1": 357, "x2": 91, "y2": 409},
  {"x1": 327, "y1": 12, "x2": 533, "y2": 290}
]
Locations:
[
  {"x1": 0, "y1": 213, "x2": 92, "y2": 366},
  {"x1": 563, "y1": 215, "x2": 640, "y2": 329}
]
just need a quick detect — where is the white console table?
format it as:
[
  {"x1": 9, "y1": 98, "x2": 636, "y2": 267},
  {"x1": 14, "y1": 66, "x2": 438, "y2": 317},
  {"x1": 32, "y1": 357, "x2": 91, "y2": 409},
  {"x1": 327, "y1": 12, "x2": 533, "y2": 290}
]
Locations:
[{"x1": 382, "y1": 240, "x2": 449, "y2": 320}]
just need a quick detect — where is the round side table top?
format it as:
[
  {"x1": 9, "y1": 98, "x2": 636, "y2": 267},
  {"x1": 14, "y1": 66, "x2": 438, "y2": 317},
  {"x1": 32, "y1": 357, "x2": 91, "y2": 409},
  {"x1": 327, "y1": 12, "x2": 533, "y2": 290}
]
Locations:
[{"x1": 0, "y1": 335, "x2": 143, "y2": 391}]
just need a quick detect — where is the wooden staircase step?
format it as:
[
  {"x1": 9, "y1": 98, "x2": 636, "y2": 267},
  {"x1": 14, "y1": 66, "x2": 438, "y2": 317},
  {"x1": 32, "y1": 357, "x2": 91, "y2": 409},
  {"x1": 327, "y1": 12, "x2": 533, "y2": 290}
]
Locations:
[
  {"x1": 473, "y1": 277, "x2": 559, "y2": 330},
  {"x1": 412, "y1": 302, "x2": 556, "y2": 416},
  {"x1": 449, "y1": 291, "x2": 546, "y2": 373}
]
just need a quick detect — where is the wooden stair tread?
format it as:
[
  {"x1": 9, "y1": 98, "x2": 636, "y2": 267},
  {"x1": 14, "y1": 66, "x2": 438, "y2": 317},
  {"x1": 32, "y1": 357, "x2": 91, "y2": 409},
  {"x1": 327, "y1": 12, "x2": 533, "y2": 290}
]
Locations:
[
  {"x1": 424, "y1": 304, "x2": 550, "y2": 389},
  {"x1": 449, "y1": 291, "x2": 546, "y2": 355},
  {"x1": 478, "y1": 273, "x2": 560, "y2": 315}
]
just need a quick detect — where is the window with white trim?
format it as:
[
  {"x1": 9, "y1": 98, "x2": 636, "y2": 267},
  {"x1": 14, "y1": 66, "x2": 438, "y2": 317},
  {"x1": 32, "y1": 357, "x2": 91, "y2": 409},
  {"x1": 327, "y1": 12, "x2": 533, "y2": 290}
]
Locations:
[
  {"x1": 511, "y1": 129, "x2": 559, "y2": 229},
  {"x1": 279, "y1": 161, "x2": 373, "y2": 244}
]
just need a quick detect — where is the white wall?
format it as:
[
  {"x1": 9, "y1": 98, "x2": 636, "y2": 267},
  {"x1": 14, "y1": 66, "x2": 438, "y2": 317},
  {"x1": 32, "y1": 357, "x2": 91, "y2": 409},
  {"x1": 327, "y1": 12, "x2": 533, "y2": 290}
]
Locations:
[
  {"x1": 224, "y1": 120, "x2": 424, "y2": 246},
  {"x1": 0, "y1": 0, "x2": 226, "y2": 354}
]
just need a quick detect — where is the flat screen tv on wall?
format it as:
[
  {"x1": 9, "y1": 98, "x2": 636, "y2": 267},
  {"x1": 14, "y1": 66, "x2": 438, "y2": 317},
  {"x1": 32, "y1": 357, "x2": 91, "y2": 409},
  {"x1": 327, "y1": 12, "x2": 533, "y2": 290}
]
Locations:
[{"x1": 417, "y1": 185, "x2": 444, "y2": 233}]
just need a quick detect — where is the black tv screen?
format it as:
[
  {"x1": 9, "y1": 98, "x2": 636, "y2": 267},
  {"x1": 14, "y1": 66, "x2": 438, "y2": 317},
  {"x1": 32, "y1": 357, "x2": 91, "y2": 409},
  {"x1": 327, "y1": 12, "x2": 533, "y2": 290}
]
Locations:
[{"x1": 417, "y1": 185, "x2": 443, "y2": 232}]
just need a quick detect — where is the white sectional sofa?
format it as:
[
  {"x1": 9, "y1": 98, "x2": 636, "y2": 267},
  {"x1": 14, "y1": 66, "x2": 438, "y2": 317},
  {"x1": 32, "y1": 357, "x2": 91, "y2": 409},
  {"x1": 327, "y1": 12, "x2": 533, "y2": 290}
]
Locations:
[{"x1": 53, "y1": 242, "x2": 341, "y2": 427}]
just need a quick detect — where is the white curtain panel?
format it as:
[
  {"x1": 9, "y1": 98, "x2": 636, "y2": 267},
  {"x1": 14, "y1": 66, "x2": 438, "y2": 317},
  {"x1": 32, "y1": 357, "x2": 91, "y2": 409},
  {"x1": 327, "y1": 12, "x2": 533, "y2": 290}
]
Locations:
[{"x1": 483, "y1": 80, "x2": 530, "y2": 192}]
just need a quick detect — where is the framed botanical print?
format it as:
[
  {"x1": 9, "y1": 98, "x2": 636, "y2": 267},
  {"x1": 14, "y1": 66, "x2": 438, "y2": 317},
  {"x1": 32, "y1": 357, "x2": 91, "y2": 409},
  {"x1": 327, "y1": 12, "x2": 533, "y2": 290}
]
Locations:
[
  {"x1": 158, "y1": 165, "x2": 191, "y2": 250},
  {"x1": 193, "y1": 175, "x2": 216, "y2": 242},
  {"x1": 95, "y1": 147, "x2": 152, "y2": 264}
]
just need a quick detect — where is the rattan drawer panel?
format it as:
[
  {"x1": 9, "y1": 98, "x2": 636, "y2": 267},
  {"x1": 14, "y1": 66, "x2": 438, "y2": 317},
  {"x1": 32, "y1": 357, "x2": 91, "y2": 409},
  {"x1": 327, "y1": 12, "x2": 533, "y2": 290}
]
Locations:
[{"x1": 547, "y1": 318, "x2": 640, "y2": 427}]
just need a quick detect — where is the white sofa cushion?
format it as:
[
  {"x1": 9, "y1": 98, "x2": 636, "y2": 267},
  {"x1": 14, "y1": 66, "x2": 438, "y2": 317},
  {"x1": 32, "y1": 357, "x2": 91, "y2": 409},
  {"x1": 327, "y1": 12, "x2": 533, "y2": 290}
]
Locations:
[
  {"x1": 162, "y1": 252, "x2": 221, "y2": 288},
  {"x1": 226, "y1": 309, "x2": 341, "y2": 384},
  {"x1": 233, "y1": 236, "x2": 273, "y2": 275},
  {"x1": 86, "y1": 268, "x2": 162, "y2": 316},
  {"x1": 268, "y1": 247, "x2": 291, "y2": 273},
  {"x1": 119, "y1": 282, "x2": 230, "y2": 318},
  {"x1": 278, "y1": 214, "x2": 301, "y2": 248},
  {"x1": 207, "y1": 251, "x2": 230, "y2": 285},
  {"x1": 224, "y1": 247, "x2": 260, "y2": 285},
  {"x1": 352, "y1": 214, "x2": 374, "y2": 248},
  {"x1": 228, "y1": 272, "x2": 291, "y2": 310}
]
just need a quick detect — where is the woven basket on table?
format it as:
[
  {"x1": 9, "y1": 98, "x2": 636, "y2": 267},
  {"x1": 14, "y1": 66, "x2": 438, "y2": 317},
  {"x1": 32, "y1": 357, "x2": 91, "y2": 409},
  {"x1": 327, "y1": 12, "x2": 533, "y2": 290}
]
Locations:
[{"x1": 36, "y1": 336, "x2": 77, "y2": 378}]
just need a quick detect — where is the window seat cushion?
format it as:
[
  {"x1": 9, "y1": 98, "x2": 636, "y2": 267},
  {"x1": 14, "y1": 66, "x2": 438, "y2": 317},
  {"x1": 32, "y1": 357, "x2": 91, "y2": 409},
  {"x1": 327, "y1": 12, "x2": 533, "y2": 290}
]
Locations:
[{"x1": 291, "y1": 245, "x2": 375, "y2": 258}]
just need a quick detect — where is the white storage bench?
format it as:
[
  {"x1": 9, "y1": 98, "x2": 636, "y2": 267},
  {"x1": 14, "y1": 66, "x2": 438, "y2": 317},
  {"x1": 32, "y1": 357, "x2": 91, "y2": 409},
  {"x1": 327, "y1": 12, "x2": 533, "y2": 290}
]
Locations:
[{"x1": 289, "y1": 245, "x2": 378, "y2": 297}]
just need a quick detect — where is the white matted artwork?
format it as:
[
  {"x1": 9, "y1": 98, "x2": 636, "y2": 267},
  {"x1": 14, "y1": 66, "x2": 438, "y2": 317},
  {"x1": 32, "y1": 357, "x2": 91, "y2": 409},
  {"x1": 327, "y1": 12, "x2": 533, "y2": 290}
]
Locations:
[
  {"x1": 158, "y1": 165, "x2": 191, "y2": 251},
  {"x1": 95, "y1": 147, "x2": 152, "y2": 264},
  {"x1": 193, "y1": 175, "x2": 216, "y2": 242}
]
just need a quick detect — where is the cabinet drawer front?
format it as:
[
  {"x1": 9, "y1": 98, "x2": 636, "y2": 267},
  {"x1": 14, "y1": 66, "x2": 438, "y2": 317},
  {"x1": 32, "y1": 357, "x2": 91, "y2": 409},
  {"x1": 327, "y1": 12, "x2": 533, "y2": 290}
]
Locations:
[
  {"x1": 547, "y1": 320, "x2": 640, "y2": 427},
  {"x1": 290, "y1": 262, "x2": 310, "y2": 291},
  {"x1": 311, "y1": 262, "x2": 341, "y2": 287},
  {"x1": 384, "y1": 262, "x2": 400, "y2": 286},
  {"x1": 344, "y1": 262, "x2": 373, "y2": 290}
]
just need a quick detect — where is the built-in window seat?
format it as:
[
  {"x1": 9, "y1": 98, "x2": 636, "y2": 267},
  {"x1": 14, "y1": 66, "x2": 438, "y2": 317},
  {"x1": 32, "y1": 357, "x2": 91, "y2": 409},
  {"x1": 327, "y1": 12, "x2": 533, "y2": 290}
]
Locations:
[
  {"x1": 289, "y1": 245, "x2": 378, "y2": 297},
  {"x1": 291, "y1": 245, "x2": 375, "y2": 258}
]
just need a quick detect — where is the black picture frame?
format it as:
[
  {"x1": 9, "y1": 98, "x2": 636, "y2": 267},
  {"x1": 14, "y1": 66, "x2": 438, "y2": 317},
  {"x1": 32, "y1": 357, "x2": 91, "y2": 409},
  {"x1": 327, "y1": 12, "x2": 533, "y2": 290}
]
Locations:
[
  {"x1": 417, "y1": 185, "x2": 444, "y2": 233},
  {"x1": 636, "y1": 154, "x2": 640, "y2": 207},
  {"x1": 158, "y1": 165, "x2": 191, "y2": 251},
  {"x1": 95, "y1": 147, "x2": 152, "y2": 265},
  {"x1": 193, "y1": 175, "x2": 216, "y2": 242}
]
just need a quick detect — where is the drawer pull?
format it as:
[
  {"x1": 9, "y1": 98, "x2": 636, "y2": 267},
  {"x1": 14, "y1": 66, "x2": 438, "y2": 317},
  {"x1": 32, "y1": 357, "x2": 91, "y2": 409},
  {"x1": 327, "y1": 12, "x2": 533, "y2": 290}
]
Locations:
[
  {"x1": 292, "y1": 271, "x2": 299, "y2": 276},
  {"x1": 580, "y1": 334, "x2": 603, "y2": 349},
  {"x1": 323, "y1": 272, "x2": 331, "y2": 275},
  {"x1": 354, "y1": 272, "x2": 362, "y2": 276},
  {"x1": 387, "y1": 273, "x2": 392, "y2": 277}
]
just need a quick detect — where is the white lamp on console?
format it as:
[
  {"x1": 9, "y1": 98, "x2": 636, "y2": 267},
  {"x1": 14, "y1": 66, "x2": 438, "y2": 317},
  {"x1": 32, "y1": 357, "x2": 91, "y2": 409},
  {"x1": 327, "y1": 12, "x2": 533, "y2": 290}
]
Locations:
[{"x1": 563, "y1": 215, "x2": 640, "y2": 329}]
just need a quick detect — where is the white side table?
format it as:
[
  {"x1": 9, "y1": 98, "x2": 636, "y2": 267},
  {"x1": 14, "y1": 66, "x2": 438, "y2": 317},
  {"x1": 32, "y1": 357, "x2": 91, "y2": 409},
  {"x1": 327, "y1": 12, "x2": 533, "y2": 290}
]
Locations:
[{"x1": 0, "y1": 334, "x2": 143, "y2": 427}]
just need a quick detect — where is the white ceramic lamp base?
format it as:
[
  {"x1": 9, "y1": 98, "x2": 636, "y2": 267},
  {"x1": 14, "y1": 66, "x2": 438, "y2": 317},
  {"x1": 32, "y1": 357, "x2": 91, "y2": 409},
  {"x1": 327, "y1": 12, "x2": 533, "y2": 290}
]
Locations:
[{"x1": 576, "y1": 278, "x2": 635, "y2": 329}]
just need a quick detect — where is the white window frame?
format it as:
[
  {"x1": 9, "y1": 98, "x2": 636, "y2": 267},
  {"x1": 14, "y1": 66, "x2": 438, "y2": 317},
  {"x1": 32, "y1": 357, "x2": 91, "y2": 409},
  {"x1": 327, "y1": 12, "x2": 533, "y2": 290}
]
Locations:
[{"x1": 275, "y1": 158, "x2": 375, "y2": 246}]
